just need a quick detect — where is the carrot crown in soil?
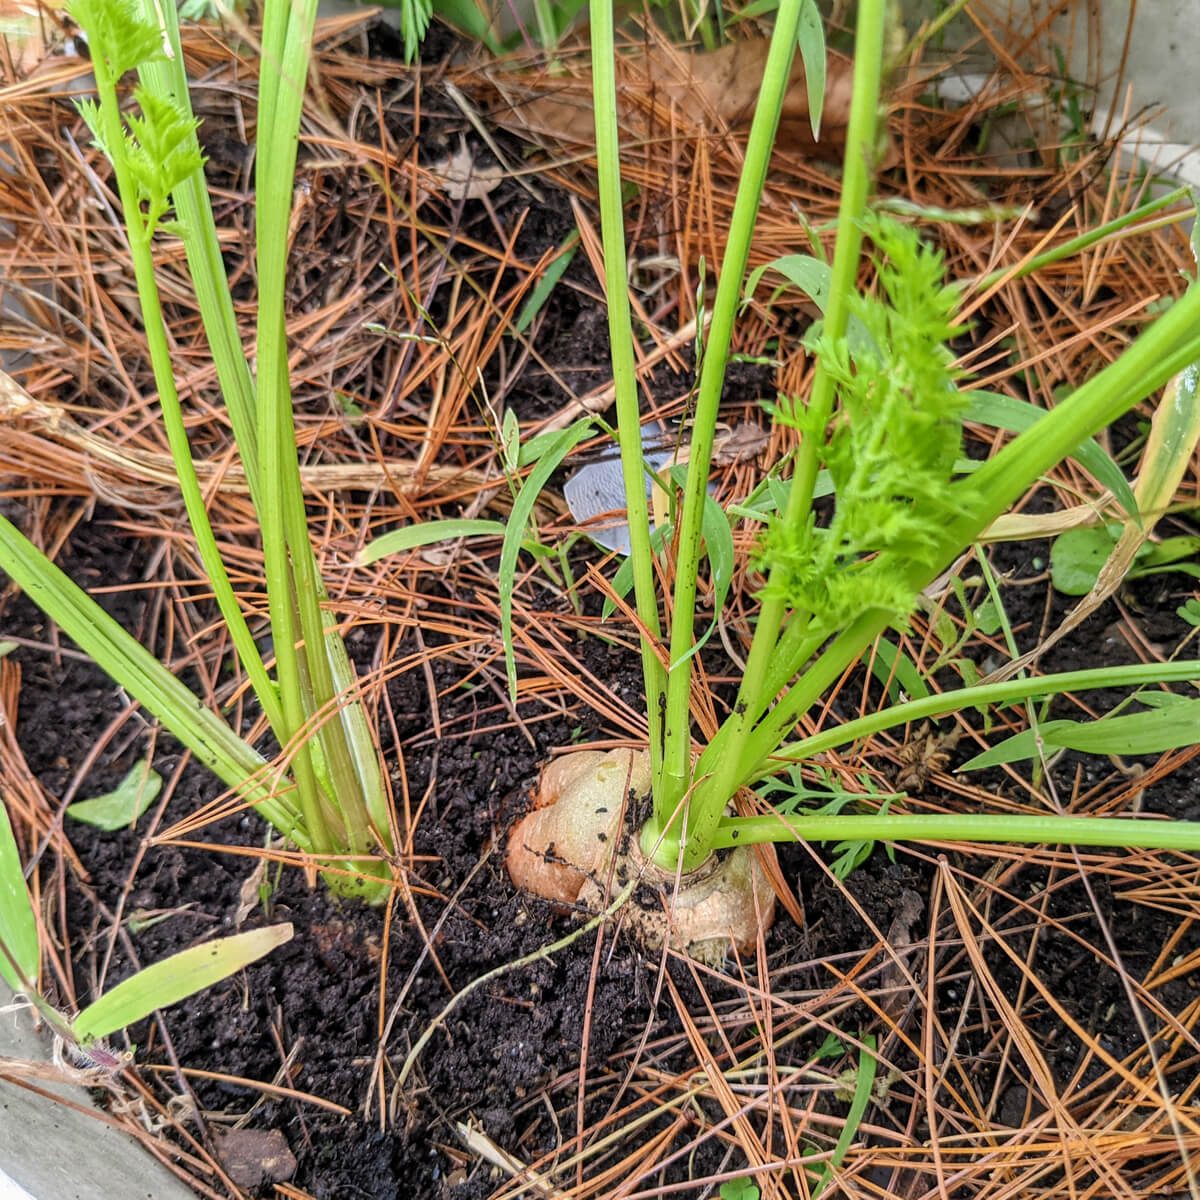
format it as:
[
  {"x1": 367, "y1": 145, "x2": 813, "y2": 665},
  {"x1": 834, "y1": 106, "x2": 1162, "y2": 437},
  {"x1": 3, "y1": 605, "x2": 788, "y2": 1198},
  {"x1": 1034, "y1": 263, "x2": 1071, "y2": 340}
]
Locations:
[
  {"x1": 589, "y1": 0, "x2": 1200, "y2": 874},
  {"x1": 0, "y1": 0, "x2": 394, "y2": 899}
]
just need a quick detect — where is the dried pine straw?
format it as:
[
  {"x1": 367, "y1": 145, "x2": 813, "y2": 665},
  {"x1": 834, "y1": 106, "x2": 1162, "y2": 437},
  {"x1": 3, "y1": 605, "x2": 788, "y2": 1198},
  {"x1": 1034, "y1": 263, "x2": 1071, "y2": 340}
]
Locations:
[{"x1": 2, "y1": 4, "x2": 1200, "y2": 1198}]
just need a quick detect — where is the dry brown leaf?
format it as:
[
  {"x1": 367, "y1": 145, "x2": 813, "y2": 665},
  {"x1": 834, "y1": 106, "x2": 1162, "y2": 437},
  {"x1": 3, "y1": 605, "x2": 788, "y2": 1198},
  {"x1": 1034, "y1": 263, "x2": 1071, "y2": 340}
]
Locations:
[
  {"x1": 427, "y1": 138, "x2": 507, "y2": 201},
  {"x1": 493, "y1": 38, "x2": 861, "y2": 163}
]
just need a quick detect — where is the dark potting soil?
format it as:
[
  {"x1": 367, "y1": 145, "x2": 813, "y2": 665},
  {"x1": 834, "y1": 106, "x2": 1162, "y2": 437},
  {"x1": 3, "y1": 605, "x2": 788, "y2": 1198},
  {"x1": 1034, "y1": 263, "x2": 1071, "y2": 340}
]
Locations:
[{"x1": 5, "y1": 505, "x2": 1200, "y2": 1199}]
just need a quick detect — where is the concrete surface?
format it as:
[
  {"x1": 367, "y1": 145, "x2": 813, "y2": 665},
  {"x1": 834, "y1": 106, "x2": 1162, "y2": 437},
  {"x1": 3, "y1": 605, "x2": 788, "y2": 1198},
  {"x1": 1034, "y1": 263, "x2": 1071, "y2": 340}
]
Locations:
[
  {"x1": 0, "y1": 983, "x2": 196, "y2": 1200},
  {"x1": 914, "y1": 0, "x2": 1200, "y2": 188}
]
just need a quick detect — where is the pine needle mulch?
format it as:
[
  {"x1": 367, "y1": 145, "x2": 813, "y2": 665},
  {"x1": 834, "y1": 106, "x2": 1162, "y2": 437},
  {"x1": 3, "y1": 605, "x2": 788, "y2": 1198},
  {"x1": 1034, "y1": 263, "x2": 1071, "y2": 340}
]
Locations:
[{"x1": 1, "y1": 5, "x2": 1199, "y2": 1198}]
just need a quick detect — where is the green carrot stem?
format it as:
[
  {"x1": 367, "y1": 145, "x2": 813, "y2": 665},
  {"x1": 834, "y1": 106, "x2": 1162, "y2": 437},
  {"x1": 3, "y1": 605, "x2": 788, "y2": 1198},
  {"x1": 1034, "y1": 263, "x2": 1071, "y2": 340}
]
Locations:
[
  {"x1": 649, "y1": 0, "x2": 886, "y2": 871},
  {"x1": 254, "y1": 0, "x2": 336, "y2": 854},
  {"x1": 713, "y1": 811, "x2": 1200, "y2": 852},
  {"x1": 760, "y1": 660, "x2": 1200, "y2": 774},
  {"x1": 87, "y1": 54, "x2": 285, "y2": 743},
  {"x1": 650, "y1": 0, "x2": 806, "y2": 862},
  {"x1": 590, "y1": 0, "x2": 667, "y2": 787}
]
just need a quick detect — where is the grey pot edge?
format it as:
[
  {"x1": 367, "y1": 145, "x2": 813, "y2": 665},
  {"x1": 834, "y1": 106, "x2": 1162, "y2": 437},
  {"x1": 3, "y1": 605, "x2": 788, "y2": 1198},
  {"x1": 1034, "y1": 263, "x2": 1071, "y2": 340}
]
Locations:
[{"x1": 0, "y1": 982, "x2": 197, "y2": 1200}]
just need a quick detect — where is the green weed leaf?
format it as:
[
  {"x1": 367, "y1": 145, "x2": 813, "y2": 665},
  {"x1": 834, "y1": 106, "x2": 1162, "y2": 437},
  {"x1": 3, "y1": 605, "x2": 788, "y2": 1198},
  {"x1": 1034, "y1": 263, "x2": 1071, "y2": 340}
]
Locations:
[
  {"x1": 871, "y1": 635, "x2": 930, "y2": 702},
  {"x1": 358, "y1": 518, "x2": 505, "y2": 565},
  {"x1": 812, "y1": 1033, "x2": 876, "y2": 1196},
  {"x1": 1050, "y1": 525, "x2": 1118, "y2": 595},
  {"x1": 961, "y1": 698, "x2": 1200, "y2": 770},
  {"x1": 1051, "y1": 524, "x2": 1200, "y2": 595},
  {"x1": 965, "y1": 390, "x2": 1136, "y2": 517},
  {"x1": 796, "y1": 0, "x2": 825, "y2": 139},
  {"x1": 746, "y1": 253, "x2": 830, "y2": 307},
  {"x1": 501, "y1": 420, "x2": 594, "y2": 698},
  {"x1": 66, "y1": 760, "x2": 162, "y2": 831},
  {"x1": 605, "y1": 523, "x2": 670, "y2": 619},
  {"x1": 720, "y1": 1180, "x2": 761, "y2": 1200}
]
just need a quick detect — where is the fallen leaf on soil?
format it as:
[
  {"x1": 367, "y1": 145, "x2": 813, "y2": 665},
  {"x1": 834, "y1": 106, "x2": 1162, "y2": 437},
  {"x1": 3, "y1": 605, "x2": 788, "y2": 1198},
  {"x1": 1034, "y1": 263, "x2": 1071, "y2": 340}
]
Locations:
[
  {"x1": 880, "y1": 887, "x2": 924, "y2": 1021},
  {"x1": 233, "y1": 859, "x2": 266, "y2": 928},
  {"x1": 712, "y1": 421, "x2": 771, "y2": 466},
  {"x1": 426, "y1": 137, "x2": 507, "y2": 201},
  {"x1": 487, "y1": 37, "x2": 861, "y2": 163}
]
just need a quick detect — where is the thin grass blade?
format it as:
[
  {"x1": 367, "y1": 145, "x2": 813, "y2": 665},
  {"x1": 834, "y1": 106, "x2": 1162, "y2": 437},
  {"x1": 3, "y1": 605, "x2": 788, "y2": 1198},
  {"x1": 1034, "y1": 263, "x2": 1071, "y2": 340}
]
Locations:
[
  {"x1": 71, "y1": 924, "x2": 294, "y2": 1044},
  {"x1": 358, "y1": 519, "x2": 506, "y2": 565},
  {"x1": 0, "y1": 802, "x2": 38, "y2": 991}
]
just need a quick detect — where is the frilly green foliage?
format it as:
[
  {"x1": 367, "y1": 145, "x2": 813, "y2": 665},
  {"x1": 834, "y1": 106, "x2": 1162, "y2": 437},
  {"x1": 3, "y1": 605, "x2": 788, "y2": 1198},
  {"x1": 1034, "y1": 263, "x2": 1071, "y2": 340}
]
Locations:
[
  {"x1": 397, "y1": 0, "x2": 433, "y2": 62},
  {"x1": 123, "y1": 86, "x2": 205, "y2": 226},
  {"x1": 68, "y1": 0, "x2": 163, "y2": 78},
  {"x1": 761, "y1": 214, "x2": 971, "y2": 637},
  {"x1": 71, "y1": 0, "x2": 204, "y2": 239}
]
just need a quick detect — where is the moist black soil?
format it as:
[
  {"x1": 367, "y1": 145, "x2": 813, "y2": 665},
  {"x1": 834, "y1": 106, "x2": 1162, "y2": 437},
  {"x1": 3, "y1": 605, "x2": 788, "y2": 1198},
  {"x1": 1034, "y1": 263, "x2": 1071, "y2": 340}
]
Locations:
[{"x1": 6, "y1": 506, "x2": 1200, "y2": 1199}]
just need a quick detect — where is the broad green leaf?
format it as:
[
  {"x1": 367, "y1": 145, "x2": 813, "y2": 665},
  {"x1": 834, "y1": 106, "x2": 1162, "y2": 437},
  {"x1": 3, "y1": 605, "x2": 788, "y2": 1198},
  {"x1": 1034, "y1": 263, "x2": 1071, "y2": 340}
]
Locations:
[
  {"x1": 973, "y1": 596, "x2": 1003, "y2": 636},
  {"x1": 1052, "y1": 526, "x2": 1200, "y2": 595},
  {"x1": 1050, "y1": 525, "x2": 1118, "y2": 595},
  {"x1": 965, "y1": 390, "x2": 1136, "y2": 517},
  {"x1": 670, "y1": 490, "x2": 736, "y2": 669},
  {"x1": 519, "y1": 426, "x2": 580, "y2": 468},
  {"x1": 720, "y1": 1179, "x2": 761, "y2": 1200},
  {"x1": 961, "y1": 699, "x2": 1200, "y2": 771},
  {"x1": 605, "y1": 523, "x2": 670, "y2": 619},
  {"x1": 0, "y1": 802, "x2": 39, "y2": 991},
  {"x1": 71, "y1": 924, "x2": 293, "y2": 1044},
  {"x1": 1135, "y1": 691, "x2": 1191, "y2": 708},
  {"x1": 67, "y1": 760, "x2": 162, "y2": 831},
  {"x1": 1147, "y1": 535, "x2": 1200, "y2": 566},
  {"x1": 357, "y1": 519, "x2": 505, "y2": 565},
  {"x1": 501, "y1": 420, "x2": 594, "y2": 699},
  {"x1": 959, "y1": 723, "x2": 1063, "y2": 771},
  {"x1": 746, "y1": 254, "x2": 831, "y2": 308},
  {"x1": 702, "y1": 490, "x2": 735, "y2": 629},
  {"x1": 603, "y1": 484, "x2": 733, "y2": 651},
  {"x1": 1043, "y1": 701, "x2": 1200, "y2": 757}
]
